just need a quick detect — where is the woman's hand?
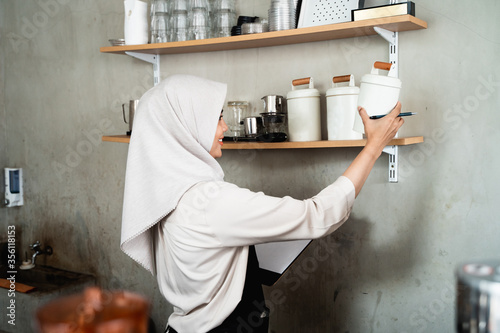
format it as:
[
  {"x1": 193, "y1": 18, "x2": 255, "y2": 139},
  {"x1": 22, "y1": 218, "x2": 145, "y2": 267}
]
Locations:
[
  {"x1": 343, "y1": 102, "x2": 405, "y2": 197},
  {"x1": 360, "y1": 102, "x2": 405, "y2": 157}
]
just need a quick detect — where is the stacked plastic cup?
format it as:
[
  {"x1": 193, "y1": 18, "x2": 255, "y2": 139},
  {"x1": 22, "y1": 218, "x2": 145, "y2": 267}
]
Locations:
[
  {"x1": 150, "y1": 0, "x2": 169, "y2": 43},
  {"x1": 188, "y1": 0, "x2": 210, "y2": 40},
  {"x1": 170, "y1": 0, "x2": 189, "y2": 41},
  {"x1": 212, "y1": 0, "x2": 236, "y2": 38}
]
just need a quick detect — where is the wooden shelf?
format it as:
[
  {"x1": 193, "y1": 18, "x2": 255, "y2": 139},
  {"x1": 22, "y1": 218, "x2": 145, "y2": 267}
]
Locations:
[
  {"x1": 102, "y1": 135, "x2": 131, "y2": 144},
  {"x1": 102, "y1": 135, "x2": 423, "y2": 149},
  {"x1": 222, "y1": 136, "x2": 423, "y2": 149},
  {"x1": 100, "y1": 15, "x2": 427, "y2": 55}
]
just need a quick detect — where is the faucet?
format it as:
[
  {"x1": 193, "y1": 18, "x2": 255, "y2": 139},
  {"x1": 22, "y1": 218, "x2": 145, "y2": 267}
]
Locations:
[{"x1": 29, "y1": 241, "x2": 53, "y2": 265}]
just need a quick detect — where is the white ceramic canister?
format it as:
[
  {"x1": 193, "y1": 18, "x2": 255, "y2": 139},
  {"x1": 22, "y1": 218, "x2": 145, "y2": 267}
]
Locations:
[
  {"x1": 124, "y1": 0, "x2": 149, "y2": 45},
  {"x1": 353, "y1": 61, "x2": 402, "y2": 134},
  {"x1": 326, "y1": 74, "x2": 362, "y2": 140},
  {"x1": 286, "y1": 77, "x2": 321, "y2": 142}
]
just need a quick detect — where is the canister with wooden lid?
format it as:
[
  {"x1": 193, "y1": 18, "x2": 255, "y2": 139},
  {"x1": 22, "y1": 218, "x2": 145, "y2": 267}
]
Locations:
[
  {"x1": 326, "y1": 74, "x2": 362, "y2": 140},
  {"x1": 353, "y1": 61, "x2": 402, "y2": 134},
  {"x1": 286, "y1": 77, "x2": 321, "y2": 142}
]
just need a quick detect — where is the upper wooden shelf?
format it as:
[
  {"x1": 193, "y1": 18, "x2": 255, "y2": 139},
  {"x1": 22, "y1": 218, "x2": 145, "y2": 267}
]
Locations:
[
  {"x1": 101, "y1": 135, "x2": 423, "y2": 149},
  {"x1": 100, "y1": 15, "x2": 427, "y2": 55}
]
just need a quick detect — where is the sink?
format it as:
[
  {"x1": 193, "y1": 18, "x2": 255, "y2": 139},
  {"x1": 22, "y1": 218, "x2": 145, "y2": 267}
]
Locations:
[{"x1": 0, "y1": 264, "x2": 95, "y2": 293}]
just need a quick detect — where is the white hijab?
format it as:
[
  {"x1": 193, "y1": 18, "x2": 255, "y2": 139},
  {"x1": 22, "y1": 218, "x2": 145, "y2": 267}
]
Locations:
[{"x1": 121, "y1": 75, "x2": 227, "y2": 274}]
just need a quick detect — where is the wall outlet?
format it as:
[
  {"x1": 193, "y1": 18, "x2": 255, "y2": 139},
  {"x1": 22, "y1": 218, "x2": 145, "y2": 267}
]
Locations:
[{"x1": 4, "y1": 168, "x2": 23, "y2": 207}]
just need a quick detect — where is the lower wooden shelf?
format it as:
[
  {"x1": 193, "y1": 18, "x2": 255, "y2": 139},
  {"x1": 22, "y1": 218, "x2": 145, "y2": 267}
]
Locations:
[
  {"x1": 102, "y1": 135, "x2": 423, "y2": 149},
  {"x1": 102, "y1": 135, "x2": 131, "y2": 144}
]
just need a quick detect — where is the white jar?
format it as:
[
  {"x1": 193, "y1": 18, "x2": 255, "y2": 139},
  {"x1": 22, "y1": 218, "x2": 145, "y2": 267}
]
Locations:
[
  {"x1": 326, "y1": 74, "x2": 362, "y2": 140},
  {"x1": 353, "y1": 61, "x2": 402, "y2": 134},
  {"x1": 286, "y1": 77, "x2": 321, "y2": 142},
  {"x1": 124, "y1": 0, "x2": 149, "y2": 45}
]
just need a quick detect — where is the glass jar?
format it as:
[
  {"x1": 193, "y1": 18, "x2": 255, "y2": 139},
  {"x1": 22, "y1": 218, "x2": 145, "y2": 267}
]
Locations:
[
  {"x1": 226, "y1": 101, "x2": 249, "y2": 137},
  {"x1": 260, "y1": 112, "x2": 287, "y2": 134}
]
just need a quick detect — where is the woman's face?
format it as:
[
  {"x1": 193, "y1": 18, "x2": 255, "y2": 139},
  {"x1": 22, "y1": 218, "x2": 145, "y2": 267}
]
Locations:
[{"x1": 209, "y1": 113, "x2": 228, "y2": 158}]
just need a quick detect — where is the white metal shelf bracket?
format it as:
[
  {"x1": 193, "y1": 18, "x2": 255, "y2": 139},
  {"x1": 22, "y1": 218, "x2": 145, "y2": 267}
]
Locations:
[
  {"x1": 382, "y1": 145, "x2": 398, "y2": 182},
  {"x1": 374, "y1": 26, "x2": 399, "y2": 78},
  {"x1": 125, "y1": 52, "x2": 161, "y2": 86},
  {"x1": 374, "y1": 26, "x2": 399, "y2": 182}
]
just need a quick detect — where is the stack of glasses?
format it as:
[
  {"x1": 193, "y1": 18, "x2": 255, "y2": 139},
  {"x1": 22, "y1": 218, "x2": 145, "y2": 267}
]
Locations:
[
  {"x1": 212, "y1": 0, "x2": 236, "y2": 38},
  {"x1": 150, "y1": 0, "x2": 218, "y2": 42},
  {"x1": 170, "y1": 0, "x2": 189, "y2": 41},
  {"x1": 188, "y1": 0, "x2": 211, "y2": 40},
  {"x1": 268, "y1": 0, "x2": 296, "y2": 31},
  {"x1": 150, "y1": 0, "x2": 169, "y2": 43}
]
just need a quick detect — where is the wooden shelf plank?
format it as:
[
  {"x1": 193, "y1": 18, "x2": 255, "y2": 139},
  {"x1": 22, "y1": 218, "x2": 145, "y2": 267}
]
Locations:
[
  {"x1": 222, "y1": 136, "x2": 423, "y2": 149},
  {"x1": 102, "y1": 135, "x2": 423, "y2": 149},
  {"x1": 102, "y1": 135, "x2": 131, "y2": 143},
  {"x1": 100, "y1": 15, "x2": 427, "y2": 55}
]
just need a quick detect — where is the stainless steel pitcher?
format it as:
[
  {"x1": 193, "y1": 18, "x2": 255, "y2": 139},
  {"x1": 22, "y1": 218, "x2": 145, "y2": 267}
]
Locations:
[
  {"x1": 122, "y1": 100, "x2": 139, "y2": 135},
  {"x1": 261, "y1": 95, "x2": 285, "y2": 113}
]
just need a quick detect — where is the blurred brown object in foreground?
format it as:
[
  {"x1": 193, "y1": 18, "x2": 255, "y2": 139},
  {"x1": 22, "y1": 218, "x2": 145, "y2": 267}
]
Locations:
[{"x1": 36, "y1": 287, "x2": 150, "y2": 332}]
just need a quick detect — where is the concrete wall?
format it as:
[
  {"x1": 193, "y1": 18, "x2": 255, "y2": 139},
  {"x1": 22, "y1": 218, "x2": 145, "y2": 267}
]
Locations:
[{"x1": 1, "y1": 0, "x2": 499, "y2": 332}]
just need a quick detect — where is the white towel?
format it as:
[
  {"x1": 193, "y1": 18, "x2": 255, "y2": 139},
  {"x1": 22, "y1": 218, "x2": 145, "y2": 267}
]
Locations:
[{"x1": 121, "y1": 75, "x2": 227, "y2": 274}]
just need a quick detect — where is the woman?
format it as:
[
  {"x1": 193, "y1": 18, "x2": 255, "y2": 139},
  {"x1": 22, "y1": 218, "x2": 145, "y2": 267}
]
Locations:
[{"x1": 121, "y1": 75, "x2": 403, "y2": 332}]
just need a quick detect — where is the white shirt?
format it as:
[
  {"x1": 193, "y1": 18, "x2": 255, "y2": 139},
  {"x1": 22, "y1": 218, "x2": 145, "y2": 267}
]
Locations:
[{"x1": 154, "y1": 176, "x2": 355, "y2": 332}]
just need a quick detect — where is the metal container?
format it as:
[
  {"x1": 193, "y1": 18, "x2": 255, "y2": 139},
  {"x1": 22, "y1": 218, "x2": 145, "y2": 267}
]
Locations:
[
  {"x1": 244, "y1": 116, "x2": 263, "y2": 137},
  {"x1": 261, "y1": 95, "x2": 285, "y2": 113},
  {"x1": 122, "y1": 100, "x2": 139, "y2": 135},
  {"x1": 456, "y1": 259, "x2": 500, "y2": 332}
]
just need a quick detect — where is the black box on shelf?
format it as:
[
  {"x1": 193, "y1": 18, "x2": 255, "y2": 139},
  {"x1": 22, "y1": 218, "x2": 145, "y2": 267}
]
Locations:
[{"x1": 352, "y1": 1, "x2": 415, "y2": 21}]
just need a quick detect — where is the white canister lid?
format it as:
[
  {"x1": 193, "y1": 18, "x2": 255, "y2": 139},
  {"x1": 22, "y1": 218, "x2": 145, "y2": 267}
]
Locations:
[
  {"x1": 287, "y1": 88, "x2": 320, "y2": 99},
  {"x1": 326, "y1": 74, "x2": 360, "y2": 97},
  {"x1": 360, "y1": 61, "x2": 402, "y2": 89},
  {"x1": 287, "y1": 77, "x2": 320, "y2": 99},
  {"x1": 360, "y1": 73, "x2": 402, "y2": 89}
]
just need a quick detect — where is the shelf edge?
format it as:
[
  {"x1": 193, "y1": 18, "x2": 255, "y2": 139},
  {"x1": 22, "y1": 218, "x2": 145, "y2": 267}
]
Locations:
[
  {"x1": 102, "y1": 135, "x2": 424, "y2": 149},
  {"x1": 100, "y1": 15, "x2": 427, "y2": 55},
  {"x1": 221, "y1": 136, "x2": 424, "y2": 149},
  {"x1": 102, "y1": 135, "x2": 131, "y2": 143}
]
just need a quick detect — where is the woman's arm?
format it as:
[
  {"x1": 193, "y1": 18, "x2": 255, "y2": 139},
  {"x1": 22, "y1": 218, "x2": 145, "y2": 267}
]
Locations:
[{"x1": 343, "y1": 102, "x2": 404, "y2": 197}]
